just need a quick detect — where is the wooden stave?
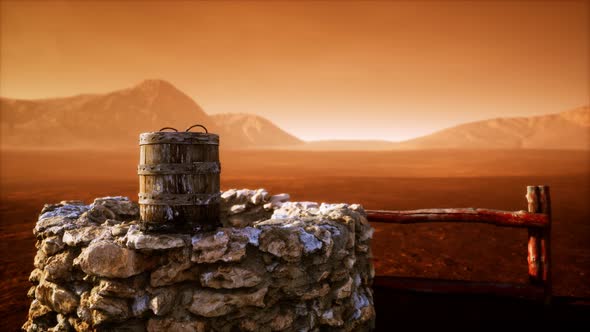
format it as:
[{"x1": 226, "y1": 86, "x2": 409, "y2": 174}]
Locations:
[{"x1": 138, "y1": 135, "x2": 220, "y2": 232}]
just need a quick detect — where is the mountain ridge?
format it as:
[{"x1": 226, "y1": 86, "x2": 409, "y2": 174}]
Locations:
[
  {"x1": 0, "y1": 79, "x2": 298, "y2": 149},
  {"x1": 396, "y1": 106, "x2": 589, "y2": 150},
  {"x1": 1, "y1": 79, "x2": 588, "y2": 150}
]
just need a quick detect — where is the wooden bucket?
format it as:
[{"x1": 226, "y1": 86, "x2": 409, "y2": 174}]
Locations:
[{"x1": 138, "y1": 125, "x2": 220, "y2": 232}]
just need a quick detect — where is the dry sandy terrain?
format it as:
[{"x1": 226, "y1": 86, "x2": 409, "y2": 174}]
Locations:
[{"x1": 1, "y1": 149, "x2": 589, "y2": 329}]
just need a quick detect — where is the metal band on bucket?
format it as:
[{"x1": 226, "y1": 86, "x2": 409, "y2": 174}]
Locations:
[{"x1": 138, "y1": 192, "x2": 221, "y2": 206}]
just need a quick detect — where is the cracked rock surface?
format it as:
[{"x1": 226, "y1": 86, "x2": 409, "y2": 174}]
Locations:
[{"x1": 23, "y1": 191, "x2": 375, "y2": 331}]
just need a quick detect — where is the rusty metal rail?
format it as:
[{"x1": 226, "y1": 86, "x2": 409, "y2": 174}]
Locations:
[{"x1": 367, "y1": 185, "x2": 552, "y2": 303}]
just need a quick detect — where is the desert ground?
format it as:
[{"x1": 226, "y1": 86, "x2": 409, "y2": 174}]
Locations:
[{"x1": 1, "y1": 148, "x2": 589, "y2": 329}]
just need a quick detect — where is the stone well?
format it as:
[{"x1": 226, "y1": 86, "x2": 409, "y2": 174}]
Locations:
[{"x1": 23, "y1": 189, "x2": 375, "y2": 331}]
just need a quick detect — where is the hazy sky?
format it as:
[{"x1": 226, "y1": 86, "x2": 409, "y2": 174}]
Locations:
[{"x1": 1, "y1": 1, "x2": 588, "y2": 141}]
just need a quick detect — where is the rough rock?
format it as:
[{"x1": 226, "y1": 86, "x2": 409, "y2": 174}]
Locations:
[
  {"x1": 189, "y1": 287, "x2": 268, "y2": 317},
  {"x1": 34, "y1": 216, "x2": 77, "y2": 237},
  {"x1": 270, "y1": 193, "x2": 290, "y2": 203},
  {"x1": 131, "y1": 294, "x2": 150, "y2": 318},
  {"x1": 44, "y1": 250, "x2": 76, "y2": 281},
  {"x1": 96, "y1": 279, "x2": 141, "y2": 299},
  {"x1": 35, "y1": 280, "x2": 79, "y2": 314},
  {"x1": 126, "y1": 225, "x2": 186, "y2": 250},
  {"x1": 88, "y1": 288, "x2": 131, "y2": 323},
  {"x1": 29, "y1": 268, "x2": 43, "y2": 284},
  {"x1": 38, "y1": 203, "x2": 89, "y2": 221},
  {"x1": 334, "y1": 276, "x2": 354, "y2": 300},
  {"x1": 47, "y1": 313, "x2": 71, "y2": 332},
  {"x1": 75, "y1": 241, "x2": 148, "y2": 278},
  {"x1": 147, "y1": 318, "x2": 206, "y2": 332},
  {"x1": 63, "y1": 225, "x2": 107, "y2": 247},
  {"x1": 150, "y1": 247, "x2": 195, "y2": 287},
  {"x1": 258, "y1": 227, "x2": 304, "y2": 262},
  {"x1": 250, "y1": 189, "x2": 269, "y2": 205},
  {"x1": 27, "y1": 299, "x2": 53, "y2": 320},
  {"x1": 34, "y1": 250, "x2": 48, "y2": 269},
  {"x1": 200, "y1": 266, "x2": 262, "y2": 289},
  {"x1": 229, "y1": 204, "x2": 247, "y2": 215},
  {"x1": 270, "y1": 311, "x2": 295, "y2": 331},
  {"x1": 92, "y1": 196, "x2": 139, "y2": 220},
  {"x1": 24, "y1": 189, "x2": 375, "y2": 331},
  {"x1": 40, "y1": 236, "x2": 65, "y2": 256},
  {"x1": 149, "y1": 287, "x2": 177, "y2": 316},
  {"x1": 191, "y1": 230, "x2": 249, "y2": 263}
]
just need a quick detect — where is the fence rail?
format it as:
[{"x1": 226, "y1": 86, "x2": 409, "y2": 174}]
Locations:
[
  {"x1": 366, "y1": 208, "x2": 549, "y2": 228},
  {"x1": 367, "y1": 185, "x2": 552, "y2": 303}
]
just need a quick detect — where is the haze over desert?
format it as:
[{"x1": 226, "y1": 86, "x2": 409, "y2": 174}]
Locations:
[{"x1": 1, "y1": 0, "x2": 589, "y2": 330}]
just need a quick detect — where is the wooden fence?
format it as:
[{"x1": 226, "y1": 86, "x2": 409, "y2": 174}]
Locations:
[{"x1": 366, "y1": 185, "x2": 552, "y2": 303}]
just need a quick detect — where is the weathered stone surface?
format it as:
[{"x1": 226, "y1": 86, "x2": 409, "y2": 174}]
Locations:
[
  {"x1": 150, "y1": 247, "x2": 195, "y2": 287},
  {"x1": 191, "y1": 230, "x2": 249, "y2": 263},
  {"x1": 63, "y1": 225, "x2": 107, "y2": 247},
  {"x1": 35, "y1": 280, "x2": 79, "y2": 314},
  {"x1": 96, "y1": 279, "x2": 140, "y2": 298},
  {"x1": 27, "y1": 299, "x2": 52, "y2": 320},
  {"x1": 270, "y1": 193, "x2": 290, "y2": 204},
  {"x1": 24, "y1": 190, "x2": 375, "y2": 331},
  {"x1": 37, "y1": 217, "x2": 71, "y2": 237},
  {"x1": 47, "y1": 313, "x2": 71, "y2": 332},
  {"x1": 320, "y1": 308, "x2": 345, "y2": 327},
  {"x1": 22, "y1": 299, "x2": 56, "y2": 332},
  {"x1": 149, "y1": 287, "x2": 177, "y2": 316},
  {"x1": 85, "y1": 204, "x2": 115, "y2": 223},
  {"x1": 29, "y1": 268, "x2": 43, "y2": 284},
  {"x1": 220, "y1": 189, "x2": 237, "y2": 202},
  {"x1": 27, "y1": 286, "x2": 36, "y2": 299},
  {"x1": 92, "y1": 196, "x2": 139, "y2": 220},
  {"x1": 258, "y1": 227, "x2": 303, "y2": 262},
  {"x1": 39, "y1": 203, "x2": 89, "y2": 221},
  {"x1": 299, "y1": 229, "x2": 323, "y2": 254},
  {"x1": 34, "y1": 250, "x2": 48, "y2": 269},
  {"x1": 250, "y1": 189, "x2": 269, "y2": 205},
  {"x1": 301, "y1": 283, "x2": 330, "y2": 300},
  {"x1": 111, "y1": 223, "x2": 130, "y2": 237},
  {"x1": 200, "y1": 266, "x2": 262, "y2": 289},
  {"x1": 334, "y1": 276, "x2": 354, "y2": 300},
  {"x1": 68, "y1": 317, "x2": 91, "y2": 332},
  {"x1": 40, "y1": 236, "x2": 65, "y2": 256},
  {"x1": 126, "y1": 225, "x2": 186, "y2": 250},
  {"x1": 189, "y1": 287, "x2": 268, "y2": 317},
  {"x1": 270, "y1": 311, "x2": 295, "y2": 331},
  {"x1": 44, "y1": 250, "x2": 76, "y2": 281},
  {"x1": 229, "y1": 204, "x2": 246, "y2": 215},
  {"x1": 147, "y1": 318, "x2": 206, "y2": 332},
  {"x1": 88, "y1": 288, "x2": 130, "y2": 323},
  {"x1": 76, "y1": 291, "x2": 92, "y2": 323},
  {"x1": 75, "y1": 241, "x2": 147, "y2": 278},
  {"x1": 131, "y1": 294, "x2": 150, "y2": 318},
  {"x1": 191, "y1": 231, "x2": 230, "y2": 263}
]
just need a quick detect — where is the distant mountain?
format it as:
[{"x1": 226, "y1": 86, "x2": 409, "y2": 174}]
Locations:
[
  {"x1": 0, "y1": 79, "x2": 219, "y2": 148},
  {"x1": 280, "y1": 140, "x2": 396, "y2": 151},
  {"x1": 210, "y1": 113, "x2": 302, "y2": 148},
  {"x1": 271, "y1": 106, "x2": 590, "y2": 151},
  {"x1": 0, "y1": 80, "x2": 299, "y2": 149},
  {"x1": 397, "y1": 106, "x2": 590, "y2": 150},
  {"x1": 1, "y1": 79, "x2": 587, "y2": 150}
]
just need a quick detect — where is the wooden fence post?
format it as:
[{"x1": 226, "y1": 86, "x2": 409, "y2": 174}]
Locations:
[
  {"x1": 539, "y1": 186, "x2": 552, "y2": 304},
  {"x1": 526, "y1": 185, "x2": 552, "y2": 304}
]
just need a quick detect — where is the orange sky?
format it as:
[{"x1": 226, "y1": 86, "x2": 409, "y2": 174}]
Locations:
[{"x1": 1, "y1": 1, "x2": 588, "y2": 141}]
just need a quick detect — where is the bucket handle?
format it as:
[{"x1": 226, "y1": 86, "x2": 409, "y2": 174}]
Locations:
[
  {"x1": 159, "y1": 127, "x2": 178, "y2": 132},
  {"x1": 185, "y1": 124, "x2": 208, "y2": 133}
]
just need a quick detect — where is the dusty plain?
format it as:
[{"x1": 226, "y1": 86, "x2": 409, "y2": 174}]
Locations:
[{"x1": 1, "y1": 148, "x2": 589, "y2": 329}]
